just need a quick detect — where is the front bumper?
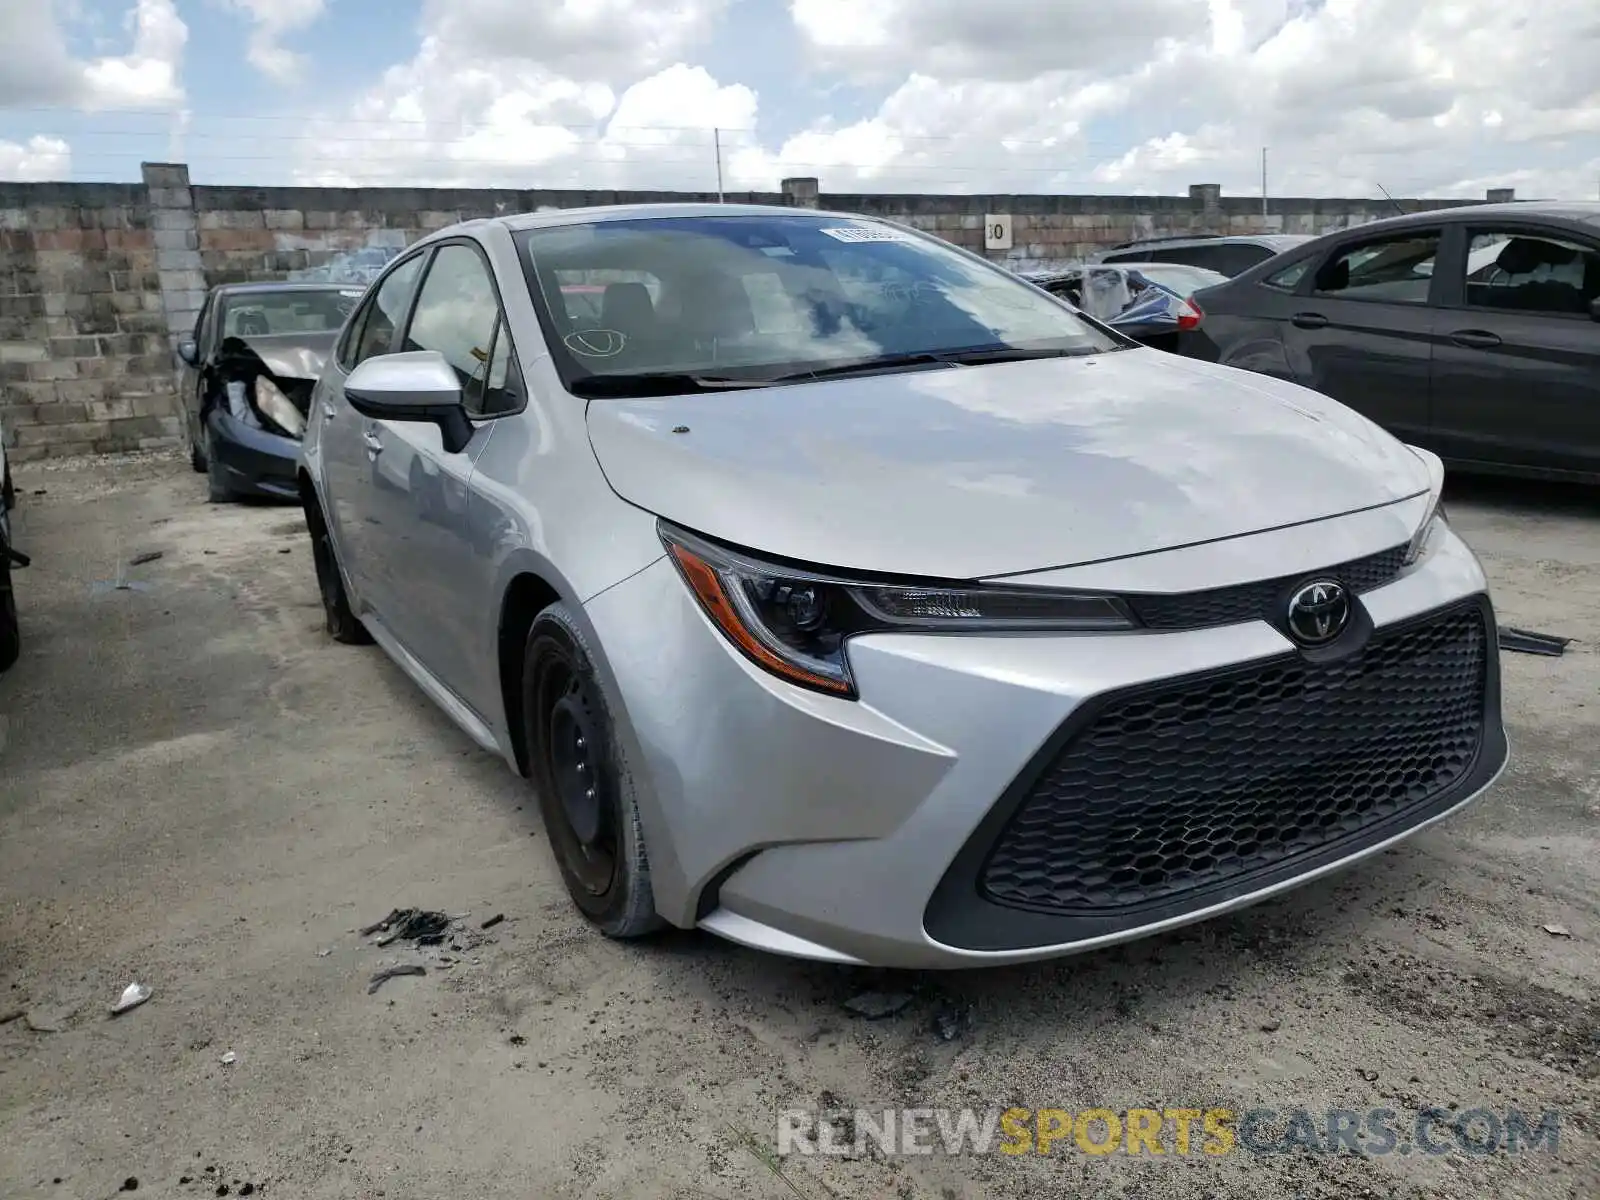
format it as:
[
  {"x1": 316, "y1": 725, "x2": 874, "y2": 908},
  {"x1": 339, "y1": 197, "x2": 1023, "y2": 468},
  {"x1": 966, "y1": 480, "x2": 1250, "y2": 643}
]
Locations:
[
  {"x1": 207, "y1": 408, "x2": 301, "y2": 500},
  {"x1": 583, "y1": 520, "x2": 1507, "y2": 969}
]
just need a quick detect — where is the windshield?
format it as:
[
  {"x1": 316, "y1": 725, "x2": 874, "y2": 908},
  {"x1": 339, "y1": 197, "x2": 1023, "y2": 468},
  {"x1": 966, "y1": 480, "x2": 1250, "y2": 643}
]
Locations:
[
  {"x1": 513, "y1": 214, "x2": 1124, "y2": 394},
  {"x1": 219, "y1": 289, "x2": 361, "y2": 338}
]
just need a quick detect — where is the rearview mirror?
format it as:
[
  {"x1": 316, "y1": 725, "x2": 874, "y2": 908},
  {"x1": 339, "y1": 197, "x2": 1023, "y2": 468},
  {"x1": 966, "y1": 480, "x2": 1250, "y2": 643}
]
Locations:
[
  {"x1": 176, "y1": 337, "x2": 198, "y2": 367},
  {"x1": 344, "y1": 351, "x2": 473, "y2": 453}
]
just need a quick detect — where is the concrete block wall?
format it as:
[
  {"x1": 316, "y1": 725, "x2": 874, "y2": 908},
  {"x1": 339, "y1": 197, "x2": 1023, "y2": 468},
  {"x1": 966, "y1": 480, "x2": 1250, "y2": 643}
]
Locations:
[
  {"x1": 0, "y1": 182, "x2": 182, "y2": 461},
  {"x1": 0, "y1": 163, "x2": 1507, "y2": 461}
]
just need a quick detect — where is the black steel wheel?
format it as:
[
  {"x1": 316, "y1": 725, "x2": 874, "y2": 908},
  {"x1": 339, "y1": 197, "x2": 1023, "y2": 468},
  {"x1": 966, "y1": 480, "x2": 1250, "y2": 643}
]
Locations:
[{"x1": 523, "y1": 602, "x2": 661, "y2": 937}]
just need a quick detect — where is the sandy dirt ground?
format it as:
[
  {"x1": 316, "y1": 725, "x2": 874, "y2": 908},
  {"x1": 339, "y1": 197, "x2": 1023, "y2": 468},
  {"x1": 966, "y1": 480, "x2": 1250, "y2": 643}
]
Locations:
[{"x1": 1, "y1": 451, "x2": 1596, "y2": 1200}]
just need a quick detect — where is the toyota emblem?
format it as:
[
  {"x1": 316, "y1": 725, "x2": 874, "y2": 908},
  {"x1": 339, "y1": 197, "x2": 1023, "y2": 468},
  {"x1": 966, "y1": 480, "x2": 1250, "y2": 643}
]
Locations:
[{"x1": 1285, "y1": 579, "x2": 1351, "y2": 646}]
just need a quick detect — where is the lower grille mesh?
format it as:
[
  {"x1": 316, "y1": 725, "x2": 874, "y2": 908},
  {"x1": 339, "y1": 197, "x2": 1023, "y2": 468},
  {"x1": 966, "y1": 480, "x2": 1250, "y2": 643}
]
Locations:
[{"x1": 980, "y1": 605, "x2": 1488, "y2": 915}]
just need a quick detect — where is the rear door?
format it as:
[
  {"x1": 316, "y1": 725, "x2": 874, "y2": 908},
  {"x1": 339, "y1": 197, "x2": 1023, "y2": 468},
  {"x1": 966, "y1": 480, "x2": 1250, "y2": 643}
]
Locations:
[
  {"x1": 1427, "y1": 222, "x2": 1600, "y2": 477},
  {"x1": 1275, "y1": 226, "x2": 1445, "y2": 446}
]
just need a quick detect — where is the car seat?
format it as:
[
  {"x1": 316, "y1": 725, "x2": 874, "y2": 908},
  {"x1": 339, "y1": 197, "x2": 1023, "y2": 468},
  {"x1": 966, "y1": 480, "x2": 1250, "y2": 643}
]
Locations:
[{"x1": 236, "y1": 310, "x2": 270, "y2": 336}]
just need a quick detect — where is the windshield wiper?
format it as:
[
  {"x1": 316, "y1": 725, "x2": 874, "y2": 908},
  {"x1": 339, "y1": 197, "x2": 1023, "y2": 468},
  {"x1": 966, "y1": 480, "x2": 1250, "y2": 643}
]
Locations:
[
  {"x1": 762, "y1": 346, "x2": 1090, "y2": 384},
  {"x1": 568, "y1": 372, "x2": 776, "y2": 398}
]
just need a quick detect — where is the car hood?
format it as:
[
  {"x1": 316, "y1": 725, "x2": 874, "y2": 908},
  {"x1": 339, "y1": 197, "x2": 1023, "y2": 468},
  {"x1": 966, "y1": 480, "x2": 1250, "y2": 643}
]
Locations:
[
  {"x1": 220, "y1": 331, "x2": 337, "y2": 381},
  {"x1": 584, "y1": 350, "x2": 1431, "y2": 579}
]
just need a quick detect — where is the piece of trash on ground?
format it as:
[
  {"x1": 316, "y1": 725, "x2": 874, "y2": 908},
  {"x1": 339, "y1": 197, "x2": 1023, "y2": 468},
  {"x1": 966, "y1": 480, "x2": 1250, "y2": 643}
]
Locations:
[
  {"x1": 481, "y1": 914, "x2": 505, "y2": 930},
  {"x1": 220, "y1": 1051, "x2": 237, "y2": 1065},
  {"x1": 932, "y1": 1004, "x2": 974, "y2": 1041},
  {"x1": 129, "y1": 550, "x2": 164, "y2": 566},
  {"x1": 368, "y1": 965, "x2": 427, "y2": 994},
  {"x1": 1542, "y1": 923, "x2": 1573, "y2": 938},
  {"x1": 1499, "y1": 626, "x2": 1574, "y2": 657},
  {"x1": 111, "y1": 982, "x2": 152, "y2": 1016},
  {"x1": 843, "y1": 990, "x2": 914, "y2": 1020},
  {"x1": 362, "y1": 908, "x2": 451, "y2": 946}
]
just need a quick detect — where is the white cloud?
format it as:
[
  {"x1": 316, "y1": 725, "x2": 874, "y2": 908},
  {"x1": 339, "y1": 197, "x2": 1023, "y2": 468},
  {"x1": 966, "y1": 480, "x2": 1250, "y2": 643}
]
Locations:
[
  {"x1": 221, "y1": 0, "x2": 325, "y2": 82},
  {"x1": 0, "y1": 135, "x2": 72, "y2": 182},
  {"x1": 174, "y1": 0, "x2": 1582, "y2": 202},
  {"x1": 0, "y1": 0, "x2": 186, "y2": 111}
]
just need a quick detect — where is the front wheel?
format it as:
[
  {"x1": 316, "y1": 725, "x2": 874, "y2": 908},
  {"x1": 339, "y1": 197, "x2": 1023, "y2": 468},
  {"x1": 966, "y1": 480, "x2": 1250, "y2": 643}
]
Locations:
[
  {"x1": 523, "y1": 602, "x2": 661, "y2": 939},
  {"x1": 305, "y1": 497, "x2": 371, "y2": 645}
]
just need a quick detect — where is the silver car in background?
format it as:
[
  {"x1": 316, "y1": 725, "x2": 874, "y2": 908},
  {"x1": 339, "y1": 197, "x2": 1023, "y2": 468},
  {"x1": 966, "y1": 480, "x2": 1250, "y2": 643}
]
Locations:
[{"x1": 298, "y1": 204, "x2": 1507, "y2": 969}]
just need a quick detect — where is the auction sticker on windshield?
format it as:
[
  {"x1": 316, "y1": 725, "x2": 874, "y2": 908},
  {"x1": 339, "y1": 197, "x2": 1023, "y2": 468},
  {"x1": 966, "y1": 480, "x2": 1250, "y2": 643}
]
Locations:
[{"x1": 819, "y1": 225, "x2": 917, "y2": 243}]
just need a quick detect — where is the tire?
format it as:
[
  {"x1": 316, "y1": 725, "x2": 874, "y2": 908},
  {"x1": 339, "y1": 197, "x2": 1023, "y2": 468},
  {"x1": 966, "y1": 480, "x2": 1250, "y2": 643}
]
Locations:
[
  {"x1": 205, "y1": 433, "x2": 238, "y2": 503},
  {"x1": 190, "y1": 429, "x2": 207, "y2": 473},
  {"x1": 523, "y1": 602, "x2": 661, "y2": 939},
  {"x1": 0, "y1": 561, "x2": 18, "y2": 674},
  {"x1": 304, "y1": 498, "x2": 371, "y2": 645}
]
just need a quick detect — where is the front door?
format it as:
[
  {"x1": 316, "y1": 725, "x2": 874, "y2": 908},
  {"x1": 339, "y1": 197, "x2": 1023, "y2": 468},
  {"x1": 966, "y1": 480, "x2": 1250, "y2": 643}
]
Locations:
[
  {"x1": 360, "y1": 240, "x2": 521, "y2": 716},
  {"x1": 318, "y1": 251, "x2": 428, "y2": 608},
  {"x1": 1429, "y1": 223, "x2": 1600, "y2": 477},
  {"x1": 1277, "y1": 227, "x2": 1445, "y2": 448}
]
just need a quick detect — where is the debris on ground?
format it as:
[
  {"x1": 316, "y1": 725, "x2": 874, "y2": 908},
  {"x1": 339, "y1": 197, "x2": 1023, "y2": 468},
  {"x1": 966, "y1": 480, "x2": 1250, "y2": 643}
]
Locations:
[
  {"x1": 1500, "y1": 626, "x2": 1574, "y2": 656},
  {"x1": 932, "y1": 1004, "x2": 974, "y2": 1041},
  {"x1": 121, "y1": 1177, "x2": 139, "y2": 1191},
  {"x1": 129, "y1": 551, "x2": 164, "y2": 566},
  {"x1": 362, "y1": 908, "x2": 451, "y2": 946},
  {"x1": 0, "y1": 1006, "x2": 24, "y2": 1025},
  {"x1": 481, "y1": 913, "x2": 505, "y2": 930},
  {"x1": 220, "y1": 1051, "x2": 236, "y2": 1066},
  {"x1": 111, "y1": 982, "x2": 152, "y2": 1016},
  {"x1": 368, "y1": 965, "x2": 427, "y2": 994},
  {"x1": 24, "y1": 1006, "x2": 72, "y2": 1033},
  {"x1": 843, "y1": 990, "x2": 914, "y2": 1020},
  {"x1": 1260, "y1": 1017, "x2": 1283, "y2": 1033},
  {"x1": 1542, "y1": 923, "x2": 1573, "y2": 938}
]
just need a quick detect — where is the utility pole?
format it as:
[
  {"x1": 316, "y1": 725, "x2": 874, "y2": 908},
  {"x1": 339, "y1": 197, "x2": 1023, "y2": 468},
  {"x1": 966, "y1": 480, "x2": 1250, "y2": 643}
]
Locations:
[
  {"x1": 714, "y1": 128, "x2": 725, "y2": 202},
  {"x1": 1261, "y1": 146, "x2": 1268, "y2": 220}
]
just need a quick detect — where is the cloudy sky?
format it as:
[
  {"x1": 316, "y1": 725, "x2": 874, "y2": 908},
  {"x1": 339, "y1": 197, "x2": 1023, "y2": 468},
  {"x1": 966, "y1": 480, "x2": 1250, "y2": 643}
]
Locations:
[{"x1": 1, "y1": 0, "x2": 1597, "y2": 198}]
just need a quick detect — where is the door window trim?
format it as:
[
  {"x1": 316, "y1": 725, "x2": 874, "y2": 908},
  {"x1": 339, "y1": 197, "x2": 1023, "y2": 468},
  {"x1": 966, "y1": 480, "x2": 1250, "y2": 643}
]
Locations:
[
  {"x1": 337, "y1": 248, "x2": 433, "y2": 372},
  {"x1": 394, "y1": 236, "x2": 527, "y2": 421},
  {"x1": 1303, "y1": 227, "x2": 1447, "y2": 306},
  {"x1": 1434, "y1": 221, "x2": 1600, "y2": 319}
]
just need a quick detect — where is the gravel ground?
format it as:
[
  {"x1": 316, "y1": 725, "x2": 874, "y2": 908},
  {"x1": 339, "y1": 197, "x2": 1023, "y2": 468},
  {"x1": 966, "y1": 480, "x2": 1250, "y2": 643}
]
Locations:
[{"x1": 1, "y1": 452, "x2": 1596, "y2": 1200}]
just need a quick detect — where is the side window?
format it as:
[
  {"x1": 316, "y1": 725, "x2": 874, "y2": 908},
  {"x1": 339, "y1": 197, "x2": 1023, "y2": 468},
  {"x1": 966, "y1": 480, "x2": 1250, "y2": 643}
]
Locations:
[
  {"x1": 1463, "y1": 229, "x2": 1600, "y2": 316},
  {"x1": 1202, "y1": 245, "x2": 1273, "y2": 276},
  {"x1": 346, "y1": 252, "x2": 425, "y2": 368},
  {"x1": 1263, "y1": 257, "x2": 1313, "y2": 292},
  {"x1": 1311, "y1": 232, "x2": 1440, "y2": 304},
  {"x1": 402, "y1": 243, "x2": 513, "y2": 419}
]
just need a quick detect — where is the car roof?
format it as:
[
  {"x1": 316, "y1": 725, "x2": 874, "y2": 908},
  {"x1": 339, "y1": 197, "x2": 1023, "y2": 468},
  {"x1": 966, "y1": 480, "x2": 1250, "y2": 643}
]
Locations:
[
  {"x1": 211, "y1": 281, "x2": 362, "y2": 297},
  {"x1": 1291, "y1": 199, "x2": 1600, "y2": 238}
]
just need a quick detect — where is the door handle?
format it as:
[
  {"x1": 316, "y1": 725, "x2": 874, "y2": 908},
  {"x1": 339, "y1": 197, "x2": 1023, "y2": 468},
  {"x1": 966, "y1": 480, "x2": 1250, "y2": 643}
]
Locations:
[
  {"x1": 1448, "y1": 329, "x2": 1502, "y2": 349},
  {"x1": 362, "y1": 430, "x2": 384, "y2": 455},
  {"x1": 1290, "y1": 312, "x2": 1329, "y2": 330}
]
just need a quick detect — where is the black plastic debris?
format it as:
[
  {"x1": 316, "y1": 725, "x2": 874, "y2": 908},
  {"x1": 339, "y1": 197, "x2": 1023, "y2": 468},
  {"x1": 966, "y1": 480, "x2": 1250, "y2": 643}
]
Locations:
[
  {"x1": 481, "y1": 914, "x2": 505, "y2": 930},
  {"x1": 129, "y1": 551, "x2": 164, "y2": 566},
  {"x1": 362, "y1": 908, "x2": 451, "y2": 947},
  {"x1": 121, "y1": 1178, "x2": 139, "y2": 1192},
  {"x1": 1499, "y1": 626, "x2": 1573, "y2": 656},
  {"x1": 932, "y1": 1004, "x2": 974, "y2": 1042},
  {"x1": 368, "y1": 965, "x2": 426, "y2": 994}
]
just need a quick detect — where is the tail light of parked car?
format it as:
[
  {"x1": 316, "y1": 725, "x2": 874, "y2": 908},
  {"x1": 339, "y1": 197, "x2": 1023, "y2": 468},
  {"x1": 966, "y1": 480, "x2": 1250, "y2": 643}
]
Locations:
[{"x1": 1177, "y1": 299, "x2": 1203, "y2": 332}]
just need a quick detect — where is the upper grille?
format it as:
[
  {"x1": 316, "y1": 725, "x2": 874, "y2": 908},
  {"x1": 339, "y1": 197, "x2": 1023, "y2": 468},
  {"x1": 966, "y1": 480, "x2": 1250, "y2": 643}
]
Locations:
[
  {"x1": 980, "y1": 603, "x2": 1488, "y2": 916},
  {"x1": 1125, "y1": 544, "x2": 1407, "y2": 630}
]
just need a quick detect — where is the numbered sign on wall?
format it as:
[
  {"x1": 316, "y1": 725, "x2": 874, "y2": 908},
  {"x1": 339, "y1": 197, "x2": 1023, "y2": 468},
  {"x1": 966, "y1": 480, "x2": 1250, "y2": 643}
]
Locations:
[{"x1": 984, "y1": 214, "x2": 1014, "y2": 251}]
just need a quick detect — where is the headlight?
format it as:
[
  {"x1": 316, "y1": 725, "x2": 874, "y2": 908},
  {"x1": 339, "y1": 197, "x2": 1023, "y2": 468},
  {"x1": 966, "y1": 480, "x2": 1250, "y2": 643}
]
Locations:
[
  {"x1": 254, "y1": 376, "x2": 306, "y2": 438},
  {"x1": 660, "y1": 523, "x2": 1136, "y2": 698},
  {"x1": 1402, "y1": 444, "x2": 1447, "y2": 566}
]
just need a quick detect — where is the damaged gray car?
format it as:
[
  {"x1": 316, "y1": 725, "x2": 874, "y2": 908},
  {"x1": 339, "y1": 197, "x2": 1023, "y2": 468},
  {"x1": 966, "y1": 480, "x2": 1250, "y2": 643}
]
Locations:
[{"x1": 177, "y1": 283, "x2": 365, "y2": 501}]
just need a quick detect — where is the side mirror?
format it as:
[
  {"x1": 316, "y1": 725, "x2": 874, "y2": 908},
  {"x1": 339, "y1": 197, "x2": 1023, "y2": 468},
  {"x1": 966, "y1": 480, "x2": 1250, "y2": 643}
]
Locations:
[
  {"x1": 176, "y1": 338, "x2": 198, "y2": 367},
  {"x1": 344, "y1": 351, "x2": 473, "y2": 453}
]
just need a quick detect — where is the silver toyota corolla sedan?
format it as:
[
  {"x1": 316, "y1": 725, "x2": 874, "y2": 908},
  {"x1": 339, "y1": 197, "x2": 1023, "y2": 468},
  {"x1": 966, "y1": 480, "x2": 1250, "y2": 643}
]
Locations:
[{"x1": 298, "y1": 203, "x2": 1508, "y2": 969}]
